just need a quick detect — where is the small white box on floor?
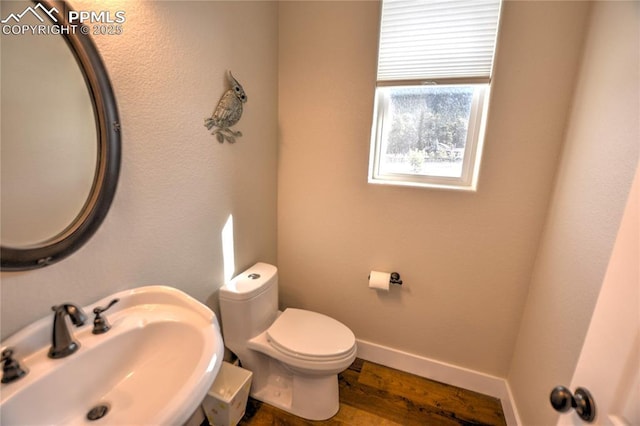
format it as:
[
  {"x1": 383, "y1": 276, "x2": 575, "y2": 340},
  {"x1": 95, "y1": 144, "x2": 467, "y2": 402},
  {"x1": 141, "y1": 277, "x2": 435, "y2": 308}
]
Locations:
[{"x1": 202, "y1": 362, "x2": 253, "y2": 426}]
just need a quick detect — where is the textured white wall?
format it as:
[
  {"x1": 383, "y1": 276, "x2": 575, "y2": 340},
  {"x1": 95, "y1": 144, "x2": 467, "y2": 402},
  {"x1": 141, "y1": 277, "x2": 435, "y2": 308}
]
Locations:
[
  {"x1": 508, "y1": 2, "x2": 640, "y2": 424},
  {"x1": 277, "y1": 1, "x2": 589, "y2": 377},
  {"x1": 1, "y1": 1, "x2": 279, "y2": 339}
]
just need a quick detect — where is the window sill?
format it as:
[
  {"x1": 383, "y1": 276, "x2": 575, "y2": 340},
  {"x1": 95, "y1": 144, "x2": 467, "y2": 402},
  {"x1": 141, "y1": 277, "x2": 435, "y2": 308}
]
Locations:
[{"x1": 367, "y1": 176, "x2": 478, "y2": 192}]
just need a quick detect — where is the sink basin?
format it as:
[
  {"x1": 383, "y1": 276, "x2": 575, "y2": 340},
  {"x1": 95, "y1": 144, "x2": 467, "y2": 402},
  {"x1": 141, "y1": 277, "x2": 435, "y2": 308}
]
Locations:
[{"x1": 0, "y1": 286, "x2": 224, "y2": 425}]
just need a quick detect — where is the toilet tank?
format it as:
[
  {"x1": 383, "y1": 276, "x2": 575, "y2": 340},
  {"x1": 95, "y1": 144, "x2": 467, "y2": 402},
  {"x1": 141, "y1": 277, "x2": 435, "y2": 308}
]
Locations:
[{"x1": 219, "y1": 262, "x2": 279, "y2": 345}]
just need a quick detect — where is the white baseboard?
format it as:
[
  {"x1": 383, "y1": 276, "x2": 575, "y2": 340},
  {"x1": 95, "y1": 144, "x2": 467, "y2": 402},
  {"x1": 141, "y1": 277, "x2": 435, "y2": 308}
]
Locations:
[{"x1": 355, "y1": 339, "x2": 521, "y2": 426}]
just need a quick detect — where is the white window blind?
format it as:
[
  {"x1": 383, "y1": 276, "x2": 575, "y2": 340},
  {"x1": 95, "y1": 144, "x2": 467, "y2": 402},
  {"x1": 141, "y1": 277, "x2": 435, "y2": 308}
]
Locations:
[{"x1": 377, "y1": 0, "x2": 501, "y2": 82}]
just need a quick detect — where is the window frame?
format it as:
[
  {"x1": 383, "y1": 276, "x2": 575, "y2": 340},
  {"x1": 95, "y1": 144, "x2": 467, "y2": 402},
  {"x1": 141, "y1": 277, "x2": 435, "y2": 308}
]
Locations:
[{"x1": 368, "y1": 80, "x2": 490, "y2": 191}]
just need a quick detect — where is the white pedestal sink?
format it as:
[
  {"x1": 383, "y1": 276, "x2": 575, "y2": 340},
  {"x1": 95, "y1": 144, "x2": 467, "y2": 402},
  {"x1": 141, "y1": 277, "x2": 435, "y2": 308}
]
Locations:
[{"x1": 0, "y1": 286, "x2": 224, "y2": 425}]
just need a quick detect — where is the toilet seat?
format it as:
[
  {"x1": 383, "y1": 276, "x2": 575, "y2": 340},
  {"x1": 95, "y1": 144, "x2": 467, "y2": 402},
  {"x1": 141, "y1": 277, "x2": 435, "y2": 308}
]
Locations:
[{"x1": 266, "y1": 308, "x2": 355, "y2": 361}]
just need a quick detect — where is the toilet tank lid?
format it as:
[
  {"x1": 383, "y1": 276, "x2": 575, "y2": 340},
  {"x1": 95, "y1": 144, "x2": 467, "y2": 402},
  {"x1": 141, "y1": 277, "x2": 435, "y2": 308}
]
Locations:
[{"x1": 219, "y1": 262, "x2": 277, "y2": 301}]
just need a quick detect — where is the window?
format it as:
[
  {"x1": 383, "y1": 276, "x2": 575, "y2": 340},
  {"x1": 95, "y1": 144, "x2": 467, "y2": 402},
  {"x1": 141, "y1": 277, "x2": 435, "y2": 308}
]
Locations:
[{"x1": 369, "y1": 0, "x2": 502, "y2": 191}]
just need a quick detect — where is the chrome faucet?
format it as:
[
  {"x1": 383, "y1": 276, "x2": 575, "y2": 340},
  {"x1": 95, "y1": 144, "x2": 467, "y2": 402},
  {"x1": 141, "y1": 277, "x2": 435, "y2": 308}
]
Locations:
[{"x1": 48, "y1": 303, "x2": 87, "y2": 359}]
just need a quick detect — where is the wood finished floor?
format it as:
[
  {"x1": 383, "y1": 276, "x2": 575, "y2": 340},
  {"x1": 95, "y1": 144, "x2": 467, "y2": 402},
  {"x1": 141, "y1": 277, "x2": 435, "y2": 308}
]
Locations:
[{"x1": 237, "y1": 359, "x2": 507, "y2": 426}]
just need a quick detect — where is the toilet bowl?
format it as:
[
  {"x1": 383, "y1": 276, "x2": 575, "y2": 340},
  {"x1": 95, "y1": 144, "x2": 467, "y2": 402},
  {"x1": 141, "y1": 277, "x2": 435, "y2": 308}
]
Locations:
[{"x1": 218, "y1": 263, "x2": 357, "y2": 421}]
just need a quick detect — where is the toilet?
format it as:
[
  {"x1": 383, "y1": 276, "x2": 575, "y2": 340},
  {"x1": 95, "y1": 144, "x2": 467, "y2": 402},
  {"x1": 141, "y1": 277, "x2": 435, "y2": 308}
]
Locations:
[{"x1": 218, "y1": 262, "x2": 357, "y2": 421}]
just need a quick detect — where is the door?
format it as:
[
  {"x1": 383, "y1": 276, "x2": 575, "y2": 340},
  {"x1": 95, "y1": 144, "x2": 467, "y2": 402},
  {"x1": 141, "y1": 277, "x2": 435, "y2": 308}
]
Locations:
[{"x1": 556, "y1": 167, "x2": 639, "y2": 426}]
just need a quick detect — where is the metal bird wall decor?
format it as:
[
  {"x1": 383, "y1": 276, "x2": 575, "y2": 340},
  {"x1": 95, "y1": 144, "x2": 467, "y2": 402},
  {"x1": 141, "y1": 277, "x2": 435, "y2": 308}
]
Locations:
[{"x1": 205, "y1": 71, "x2": 247, "y2": 143}]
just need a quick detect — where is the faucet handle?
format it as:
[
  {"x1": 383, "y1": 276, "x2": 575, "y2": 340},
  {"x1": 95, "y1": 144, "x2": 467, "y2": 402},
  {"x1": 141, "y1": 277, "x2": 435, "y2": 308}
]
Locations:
[
  {"x1": 2, "y1": 348, "x2": 27, "y2": 384},
  {"x1": 92, "y1": 298, "x2": 119, "y2": 334}
]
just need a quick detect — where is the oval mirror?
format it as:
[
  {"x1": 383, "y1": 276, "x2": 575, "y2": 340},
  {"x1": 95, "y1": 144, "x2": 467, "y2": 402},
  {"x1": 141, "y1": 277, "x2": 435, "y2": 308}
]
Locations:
[{"x1": 1, "y1": 0, "x2": 121, "y2": 270}]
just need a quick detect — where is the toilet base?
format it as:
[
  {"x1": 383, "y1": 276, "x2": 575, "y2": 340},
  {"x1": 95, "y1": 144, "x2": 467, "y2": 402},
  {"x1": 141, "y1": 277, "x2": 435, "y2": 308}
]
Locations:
[{"x1": 251, "y1": 371, "x2": 339, "y2": 421}]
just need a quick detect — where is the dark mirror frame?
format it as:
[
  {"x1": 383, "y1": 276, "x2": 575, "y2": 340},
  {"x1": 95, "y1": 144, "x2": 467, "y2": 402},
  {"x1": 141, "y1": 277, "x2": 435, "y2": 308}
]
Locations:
[{"x1": 1, "y1": 0, "x2": 121, "y2": 271}]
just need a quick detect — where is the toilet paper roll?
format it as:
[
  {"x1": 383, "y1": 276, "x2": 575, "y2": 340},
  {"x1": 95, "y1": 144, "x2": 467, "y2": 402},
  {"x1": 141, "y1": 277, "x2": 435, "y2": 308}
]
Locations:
[{"x1": 369, "y1": 271, "x2": 391, "y2": 291}]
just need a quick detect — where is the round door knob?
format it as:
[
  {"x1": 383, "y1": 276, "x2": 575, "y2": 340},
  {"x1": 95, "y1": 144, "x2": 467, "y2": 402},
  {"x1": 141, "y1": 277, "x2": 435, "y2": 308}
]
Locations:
[
  {"x1": 550, "y1": 386, "x2": 574, "y2": 412},
  {"x1": 550, "y1": 386, "x2": 596, "y2": 422}
]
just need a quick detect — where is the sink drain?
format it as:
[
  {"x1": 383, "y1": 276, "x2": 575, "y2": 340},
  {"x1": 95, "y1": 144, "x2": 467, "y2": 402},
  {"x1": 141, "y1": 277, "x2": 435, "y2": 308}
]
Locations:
[{"x1": 87, "y1": 403, "x2": 110, "y2": 421}]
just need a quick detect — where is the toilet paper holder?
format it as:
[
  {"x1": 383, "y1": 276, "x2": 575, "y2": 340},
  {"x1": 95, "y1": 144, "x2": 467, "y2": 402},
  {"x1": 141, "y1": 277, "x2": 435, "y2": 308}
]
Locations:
[
  {"x1": 389, "y1": 272, "x2": 403, "y2": 286},
  {"x1": 368, "y1": 272, "x2": 403, "y2": 286}
]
